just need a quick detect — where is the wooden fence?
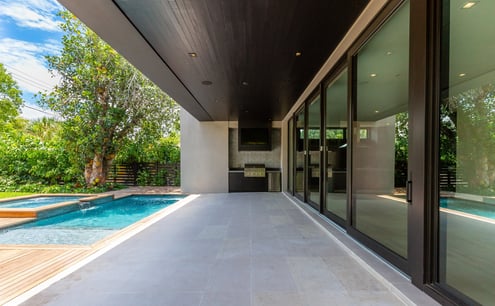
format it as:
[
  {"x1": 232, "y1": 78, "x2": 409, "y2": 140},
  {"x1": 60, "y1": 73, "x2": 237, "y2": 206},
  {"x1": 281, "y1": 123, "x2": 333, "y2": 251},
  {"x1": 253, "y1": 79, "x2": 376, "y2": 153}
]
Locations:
[{"x1": 107, "y1": 163, "x2": 180, "y2": 186}]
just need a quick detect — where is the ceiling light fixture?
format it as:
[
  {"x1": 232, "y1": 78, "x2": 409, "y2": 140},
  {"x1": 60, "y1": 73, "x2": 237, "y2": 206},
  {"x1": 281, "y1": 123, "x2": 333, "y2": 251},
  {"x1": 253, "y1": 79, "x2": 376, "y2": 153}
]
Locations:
[
  {"x1": 370, "y1": 73, "x2": 377, "y2": 77},
  {"x1": 242, "y1": 81, "x2": 249, "y2": 86},
  {"x1": 201, "y1": 80, "x2": 212, "y2": 85},
  {"x1": 462, "y1": 1, "x2": 478, "y2": 9},
  {"x1": 374, "y1": 110, "x2": 380, "y2": 113},
  {"x1": 188, "y1": 52, "x2": 197, "y2": 57},
  {"x1": 459, "y1": 73, "x2": 466, "y2": 77},
  {"x1": 295, "y1": 51, "x2": 302, "y2": 57},
  {"x1": 386, "y1": 51, "x2": 393, "y2": 55}
]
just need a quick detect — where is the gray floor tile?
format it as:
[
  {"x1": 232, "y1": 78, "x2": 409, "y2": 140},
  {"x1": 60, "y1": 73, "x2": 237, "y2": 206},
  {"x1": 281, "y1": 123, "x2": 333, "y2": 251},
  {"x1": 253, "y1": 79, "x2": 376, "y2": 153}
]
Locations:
[
  {"x1": 253, "y1": 291, "x2": 303, "y2": 306},
  {"x1": 19, "y1": 193, "x2": 436, "y2": 306},
  {"x1": 287, "y1": 256, "x2": 346, "y2": 292},
  {"x1": 200, "y1": 291, "x2": 251, "y2": 306},
  {"x1": 252, "y1": 257, "x2": 298, "y2": 292}
]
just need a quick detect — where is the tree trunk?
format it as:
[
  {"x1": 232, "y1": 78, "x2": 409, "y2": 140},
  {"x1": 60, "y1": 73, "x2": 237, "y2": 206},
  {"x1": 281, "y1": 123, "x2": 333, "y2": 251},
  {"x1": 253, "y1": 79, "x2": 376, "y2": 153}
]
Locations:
[
  {"x1": 85, "y1": 153, "x2": 106, "y2": 186},
  {"x1": 84, "y1": 153, "x2": 116, "y2": 186}
]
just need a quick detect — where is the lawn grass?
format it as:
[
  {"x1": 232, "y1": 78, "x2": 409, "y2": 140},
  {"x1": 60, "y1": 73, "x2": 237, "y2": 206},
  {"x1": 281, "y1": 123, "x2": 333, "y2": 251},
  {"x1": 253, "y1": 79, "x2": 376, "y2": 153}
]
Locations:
[{"x1": 0, "y1": 192, "x2": 34, "y2": 199}]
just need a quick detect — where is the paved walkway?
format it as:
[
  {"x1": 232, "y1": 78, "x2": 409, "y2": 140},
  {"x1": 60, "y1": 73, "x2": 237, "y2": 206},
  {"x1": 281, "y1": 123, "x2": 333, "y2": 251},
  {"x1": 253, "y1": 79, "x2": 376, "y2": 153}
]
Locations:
[{"x1": 20, "y1": 192, "x2": 438, "y2": 306}]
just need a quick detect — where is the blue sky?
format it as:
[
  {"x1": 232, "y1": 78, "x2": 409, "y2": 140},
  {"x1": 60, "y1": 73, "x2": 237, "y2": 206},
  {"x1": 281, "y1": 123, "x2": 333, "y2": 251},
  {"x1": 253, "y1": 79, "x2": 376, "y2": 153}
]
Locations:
[{"x1": 0, "y1": 0, "x2": 64, "y2": 119}]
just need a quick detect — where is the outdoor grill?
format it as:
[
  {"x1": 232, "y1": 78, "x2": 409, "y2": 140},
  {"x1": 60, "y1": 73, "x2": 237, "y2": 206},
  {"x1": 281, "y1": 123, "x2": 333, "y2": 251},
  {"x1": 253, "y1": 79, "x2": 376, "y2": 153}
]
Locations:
[{"x1": 243, "y1": 164, "x2": 266, "y2": 177}]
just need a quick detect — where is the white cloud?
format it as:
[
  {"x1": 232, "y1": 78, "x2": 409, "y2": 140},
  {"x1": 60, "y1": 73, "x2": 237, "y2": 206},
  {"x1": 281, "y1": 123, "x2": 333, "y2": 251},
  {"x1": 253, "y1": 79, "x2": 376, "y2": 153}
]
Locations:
[
  {"x1": 0, "y1": 0, "x2": 62, "y2": 32},
  {"x1": 0, "y1": 38, "x2": 61, "y2": 95}
]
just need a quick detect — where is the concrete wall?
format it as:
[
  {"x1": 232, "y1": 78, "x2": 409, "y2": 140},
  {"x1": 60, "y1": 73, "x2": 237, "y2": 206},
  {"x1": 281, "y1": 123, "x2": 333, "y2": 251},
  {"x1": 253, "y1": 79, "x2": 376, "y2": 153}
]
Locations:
[{"x1": 180, "y1": 108, "x2": 229, "y2": 193}]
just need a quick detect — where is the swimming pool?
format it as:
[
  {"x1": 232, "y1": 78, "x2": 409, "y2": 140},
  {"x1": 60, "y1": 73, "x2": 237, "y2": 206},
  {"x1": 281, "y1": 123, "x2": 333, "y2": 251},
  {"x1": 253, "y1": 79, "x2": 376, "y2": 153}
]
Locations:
[
  {"x1": 0, "y1": 196, "x2": 84, "y2": 208},
  {"x1": 440, "y1": 197, "x2": 495, "y2": 220},
  {"x1": 0, "y1": 195, "x2": 184, "y2": 245}
]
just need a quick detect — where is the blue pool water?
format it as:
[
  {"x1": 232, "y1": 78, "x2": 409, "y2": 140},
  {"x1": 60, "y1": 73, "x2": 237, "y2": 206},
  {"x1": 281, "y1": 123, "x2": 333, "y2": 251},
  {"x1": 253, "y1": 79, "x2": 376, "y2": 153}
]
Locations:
[
  {"x1": 0, "y1": 196, "x2": 84, "y2": 208},
  {"x1": 0, "y1": 195, "x2": 184, "y2": 245},
  {"x1": 440, "y1": 198, "x2": 495, "y2": 219}
]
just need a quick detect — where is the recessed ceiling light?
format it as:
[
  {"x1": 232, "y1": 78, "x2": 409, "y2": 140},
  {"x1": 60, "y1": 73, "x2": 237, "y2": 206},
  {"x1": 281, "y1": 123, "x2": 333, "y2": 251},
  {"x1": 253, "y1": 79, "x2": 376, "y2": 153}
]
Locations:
[
  {"x1": 459, "y1": 73, "x2": 466, "y2": 77},
  {"x1": 188, "y1": 52, "x2": 197, "y2": 57},
  {"x1": 201, "y1": 80, "x2": 212, "y2": 85},
  {"x1": 242, "y1": 81, "x2": 249, "y2": 86},
  {"x1": 462, "y1": 1, "x2": 478, "y2": 9},
  {"x1": 295, "y1": 51, "x2": 302, "y2": 57},
  {"x1": 370, "y1": 73, "x2": 377, "y2": 77},
  {"x1": 386, "y1": 51, "x2": 393, "y2": 55},
  {"x1": 374, "y1": 110, "x2": 380, "y2": 113}
]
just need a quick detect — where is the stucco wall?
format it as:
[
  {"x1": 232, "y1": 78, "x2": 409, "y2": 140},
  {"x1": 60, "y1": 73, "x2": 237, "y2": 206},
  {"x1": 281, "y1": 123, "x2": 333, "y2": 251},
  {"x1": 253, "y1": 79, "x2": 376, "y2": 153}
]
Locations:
[{"x1": 180, "y1": 108, "x2": 229, "y2": 193}]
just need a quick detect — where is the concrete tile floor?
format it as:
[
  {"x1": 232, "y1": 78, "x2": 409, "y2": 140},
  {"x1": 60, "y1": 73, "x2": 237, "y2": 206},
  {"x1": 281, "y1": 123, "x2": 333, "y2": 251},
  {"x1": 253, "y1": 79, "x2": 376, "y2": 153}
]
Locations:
[{"x1": 20, "y1": 192, "x2": 439, "y2": 306}]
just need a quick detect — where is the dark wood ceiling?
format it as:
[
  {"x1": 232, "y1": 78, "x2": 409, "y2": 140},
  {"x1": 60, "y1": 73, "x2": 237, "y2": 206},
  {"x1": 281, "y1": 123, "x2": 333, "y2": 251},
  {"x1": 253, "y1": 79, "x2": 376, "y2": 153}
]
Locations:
[{"x1": 115, "y1": 0, "x2": 370, "y2": 121}]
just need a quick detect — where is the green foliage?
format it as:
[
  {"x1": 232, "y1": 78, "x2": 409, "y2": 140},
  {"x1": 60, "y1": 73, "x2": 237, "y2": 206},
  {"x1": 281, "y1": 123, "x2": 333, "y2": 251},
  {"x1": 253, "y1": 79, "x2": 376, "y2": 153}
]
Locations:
[
  {"x1": 39, "y1": 11, "x2": 179, "y2": 186},
  {"x1": 0, "y1": 192, "x2": 34, "y2": 199},
  {"x1": 136, "y1": 169, "x2": 152, "y2": 186},
  {"x1": 116, "y1": 133, "x2": 180, "y2": 164},
  {"x1": 0, "y1": 128, "x2": 79, "y2": 186},
  {"x1": 394, "y1": 112, "x2": 408, "y2": 187},
  {"x1": 0, "y1": 63, "x2": 23, "y2": 127}
]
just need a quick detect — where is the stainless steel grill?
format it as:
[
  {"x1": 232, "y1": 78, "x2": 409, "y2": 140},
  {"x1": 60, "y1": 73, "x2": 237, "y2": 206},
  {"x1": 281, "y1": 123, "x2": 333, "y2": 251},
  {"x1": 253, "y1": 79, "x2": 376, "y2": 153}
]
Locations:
[{"x1": 244, "y1": 164, "x2": 266, "y2": 177}]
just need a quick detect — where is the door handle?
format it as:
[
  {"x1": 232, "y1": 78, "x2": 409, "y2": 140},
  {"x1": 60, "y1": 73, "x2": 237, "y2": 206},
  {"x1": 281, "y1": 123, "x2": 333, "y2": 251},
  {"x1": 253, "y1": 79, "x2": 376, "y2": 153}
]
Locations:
[{"x1": 406, "y1": 180, "x2": 412, "y2": 203}]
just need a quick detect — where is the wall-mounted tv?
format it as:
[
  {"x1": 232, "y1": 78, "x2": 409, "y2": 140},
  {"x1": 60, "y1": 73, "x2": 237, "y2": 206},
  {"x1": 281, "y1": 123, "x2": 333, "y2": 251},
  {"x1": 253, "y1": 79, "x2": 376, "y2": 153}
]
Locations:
[{"x1": 238, "y1": 128, "x2": 271, "y2": 151}]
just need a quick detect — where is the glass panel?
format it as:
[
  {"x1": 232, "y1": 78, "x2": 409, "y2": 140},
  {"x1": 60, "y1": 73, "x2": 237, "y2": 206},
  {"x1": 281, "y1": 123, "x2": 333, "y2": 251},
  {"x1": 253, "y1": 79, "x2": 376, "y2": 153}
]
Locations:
[
  {"x1": 326, "y1": 69, "x2": 348, "y2": 219},
  {"x1": 295, "y1": 109, "x2": 305, "y2": 199},
  {"x1": 308, "y1": 96, "x2": 321, "y2": 206},
  {"x1": 288, "y1": 118, "x2": 294, "y2": 193},
  {"x1": 353, "y1": 1, "x2": 409, "y2": 258},
  {"x1": 439, "y1": 0, "x2": 495, "y2": 303}
]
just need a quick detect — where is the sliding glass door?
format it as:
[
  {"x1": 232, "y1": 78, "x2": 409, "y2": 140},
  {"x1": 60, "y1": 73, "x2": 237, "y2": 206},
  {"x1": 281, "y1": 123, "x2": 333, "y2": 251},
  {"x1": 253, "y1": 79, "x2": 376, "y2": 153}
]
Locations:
[
  {"x1": 307, "y1": 95, "x2": 321, "y2": 209},
  {"x1": 437, "y1": 0, "x2": 495, "y2": 303},
  {"x1": 351, "y1": 1, "x2": 410, "y2": 264},
  {"x1": 324, "y1": 68, "x2": 348, "y2": 222}
]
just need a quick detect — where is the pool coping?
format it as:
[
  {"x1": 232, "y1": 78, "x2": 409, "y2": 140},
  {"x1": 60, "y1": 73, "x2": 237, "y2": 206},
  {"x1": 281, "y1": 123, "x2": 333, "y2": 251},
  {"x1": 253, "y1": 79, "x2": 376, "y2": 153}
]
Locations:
[{"x1": 0, "y1": 194, "x2": 111, "y2": 220}]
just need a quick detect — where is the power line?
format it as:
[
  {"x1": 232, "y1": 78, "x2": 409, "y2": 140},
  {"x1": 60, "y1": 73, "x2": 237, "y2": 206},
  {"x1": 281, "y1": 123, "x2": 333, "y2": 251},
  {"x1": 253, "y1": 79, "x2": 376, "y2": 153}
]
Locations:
[
  {"x1": 22, "y1": 104, "x2": 58, "y2": 117},
  {"x1": 4, "y1": 64, "x2": 56, "y2": 90},
  {"x1": 9, "y1": 72, "x2": 53, "y2": 92}
]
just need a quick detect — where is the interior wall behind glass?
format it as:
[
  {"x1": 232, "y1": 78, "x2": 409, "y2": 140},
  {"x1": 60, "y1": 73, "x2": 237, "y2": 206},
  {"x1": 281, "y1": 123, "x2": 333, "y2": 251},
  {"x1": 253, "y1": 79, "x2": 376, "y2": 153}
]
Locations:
[
  {"x1": 439, "y1": 1, "x2": 495, "y2": 304},
  {"x1": 352, "y1": 1, "x2": 409, "y2": 259}
]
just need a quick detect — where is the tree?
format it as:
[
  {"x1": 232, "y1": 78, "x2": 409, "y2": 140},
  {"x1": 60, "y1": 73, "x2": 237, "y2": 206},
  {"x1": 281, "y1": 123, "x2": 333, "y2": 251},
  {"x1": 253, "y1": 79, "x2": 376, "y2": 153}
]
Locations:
[
  {"x1": 40, "y1": 11, "x2": 179, "y2": 186},
  {"x1": 0, "y1": 63, "x2": 23, "y2": 127},
  {"x1": 443, "y1": 84, "x2": 495, "y2": 194}
]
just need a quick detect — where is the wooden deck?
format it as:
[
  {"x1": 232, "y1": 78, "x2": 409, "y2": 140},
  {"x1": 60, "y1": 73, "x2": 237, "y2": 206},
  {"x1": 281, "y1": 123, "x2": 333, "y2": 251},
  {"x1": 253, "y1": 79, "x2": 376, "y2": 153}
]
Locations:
[
  {"x1": 0, "y1": 246, "x2": 92, "y2": 305},
  {"x1": 0, "y1": 218, "x2": 34, "y2": 229}
]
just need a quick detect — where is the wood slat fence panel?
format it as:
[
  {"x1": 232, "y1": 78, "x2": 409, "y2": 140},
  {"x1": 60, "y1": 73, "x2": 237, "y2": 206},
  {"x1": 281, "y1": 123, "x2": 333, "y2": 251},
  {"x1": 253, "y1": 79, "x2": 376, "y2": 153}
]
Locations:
[{"x1": 107, "y1": 163, "x2": 179, "y2": 186}]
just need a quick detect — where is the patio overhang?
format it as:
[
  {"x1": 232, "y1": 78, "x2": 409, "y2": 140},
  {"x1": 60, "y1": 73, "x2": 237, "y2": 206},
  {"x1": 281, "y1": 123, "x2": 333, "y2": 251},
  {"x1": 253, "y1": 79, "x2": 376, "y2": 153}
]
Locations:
[{"x1": 57, "y1": 0, "x2": 369, "y2": 122}]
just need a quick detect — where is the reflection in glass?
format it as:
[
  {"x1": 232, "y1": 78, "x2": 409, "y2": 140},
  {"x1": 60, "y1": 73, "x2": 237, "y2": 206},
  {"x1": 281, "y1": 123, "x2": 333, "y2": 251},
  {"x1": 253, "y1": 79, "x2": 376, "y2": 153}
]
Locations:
[
  {"x1": 352, "y1": 1, "x2": 409, "y2": 258},
  {"x1": 326, "y1": 69, "x2": 348, "y2": 219},
  {"x1": 308, "y1": 96, "x2": 321, "y2": 206},
  {"x1": 439, "y1": 0, "x2": 495, "y2": 303},
  {"x1": 288, "y1": 118, "x2": 294, "y2": 193},
  {"x1": 295, "y1": 109, "x2": 305, "y2": 199}
]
